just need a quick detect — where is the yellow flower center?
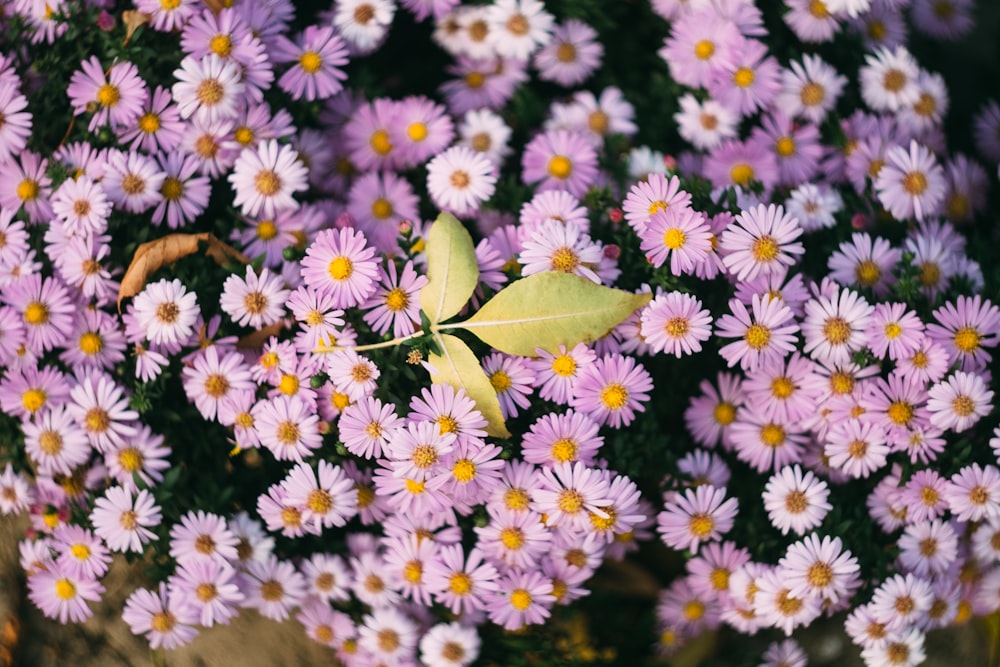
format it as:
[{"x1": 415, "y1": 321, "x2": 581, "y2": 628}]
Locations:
[
  {"x1": 551, "y1": 354, "x2": 576, "y2": 376},
  {"x1": 771, "y1": 376, "x2": 795, "y2": 399},
  {"x1": 24, "y1": 301, "x2": 49, "y2": 325},
  {"x1": 600, "y1": 383, "x2": 629, "y2": 409},
  {"x1": 407, "y1": 122, "x2": 428, "y2": 142},
  {"x1": 16, "y1": 179, "x2": 39, "y2": 202},
  {"x1": 887, "y1": 401, "x2": 913, "y2": 426},
  {"x1": 855, "y1": 260, "x2": 881, "y2": 286},
  {"x1": 278, "y1": 374, "x2": 299, "y2": 395},
  {"x1": 733, "y1": 67, "x2": 755, "y2": 88},
  {"x1": 500, "y1": 527, "x2": 524, "y2": 550},
  {"x1": 714, "y1": 402, "x2": 736, "y2": 425},
  {"x1": 551, "y1": 438, "x2": 577, "y2": 462},
  {"x1": 954, "y1": 327, "x2": 980, "y2": 353},
  {"x1": 751, "y1": 235, "x2": 780, "y2": 262},
  {"x1": 55, "y1": 579, "x2": 76, "y2": 600},
  {"x1": 800, "y1": 82, "x2": 825, "y2": 106},
  {"x1": 744, "y1": 323, "x2": 771, "y2": 349},
  {"x1": 663, "y1": 228, "x2": 686, "y2": 250},
  {"x1": 371, "y1": 197, "x2": 393, "y2": 219},
  {"x1": 161, "y1": 177, "x2": 184, "y2": 201},
  {"x1": 688, "y1": 513, "x2": 714, "y2": 538},
  {"x1": 209, "y1": 33, "x2": 232, "y2": 57},
  {"x1": 449, "y1": 572, "x2": 473, "y2": 595},
  {"x1": 118, "y1": 447, "x2": 144, "y2": 472},
  {"x1": 547, "y1": 155, "x2": 573, "y2": 179},
  {"x1": 883, "y1": 69, "x2": 907, "y2": 93},
  {"x1": 452, "y1": 459, "x2": 476, "y2": 482},
  {"x1": 255, "y1": 170, "x2": 282, "y2": 196},
  {"x1": 369, "y1": 129, "x2": 392, "y2": 155},
  {"x1": 902, "y1": 172, "x2": 928, "y2": 195},
  {"x1": 509, "y1": 589, "x2": 532, "y2": 611},
  {"x1": 730, "y1": 163, "x2": 754, "y2": 186},
  {"x1": 97, "y1": 83, "x2": 120, "y2": 107},
  {"x1": 299, "y1": 51, "x2": 322, "y2": 74},
  {"x1": 694, "y1": 40, "x2": 715, "y2": 60},
  {"x1": 138, "y1": 112, "x2": 160, "y2": 134},
  {"x1": 823, "y1": 317, "x2": 852, "y2": 345},
  {"x1": 385, "y1": 287, "x2": 408, "y2": 312},
  {"x1": 22, "y1": 388, "x2": 46, "y2": 413},
  {"x1": 775, "y1": 137, "x2": 796, "y2": 157},
  {"x1": 550, "y1": 247, "x2": 580, "y2": 273},
  {"x1": 490, "y1": 370, "x2": 512, "y2": 392},
  {"x1": 328, "y1": 256, "x2": 353, "y2": 281},
  {"x1": 504, "y1": 488, "x2": 531, "y2": 511},
  {"x1": 196, "y1": 79, "x2": 225, "y2": 106},
  {"x1": 760, "y1": 423, "x2": 785, "y2": 447}
]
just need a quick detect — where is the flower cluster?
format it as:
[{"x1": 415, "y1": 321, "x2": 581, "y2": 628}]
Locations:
[{"x1": 0, "y1": 0, "x2": 998, "y2": 666}]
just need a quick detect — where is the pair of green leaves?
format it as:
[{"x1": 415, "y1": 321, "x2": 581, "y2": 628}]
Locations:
[{"x1": 419, "y1": 213, "x2": 651, "y2": 438}]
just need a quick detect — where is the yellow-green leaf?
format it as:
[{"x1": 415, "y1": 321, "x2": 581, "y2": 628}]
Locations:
[
  {"x1": 428, "y1": 333, "x2": 510, "y2": 439},
  {"x1": 419, "y1": 212, "x2": 479, "y2": 325},
  {"x1": 454, "y1": 272, "x2": 651, "y2": 356}
]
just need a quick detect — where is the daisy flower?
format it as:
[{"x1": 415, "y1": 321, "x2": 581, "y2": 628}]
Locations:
[
  {"x1": 869, "y1": 573, "x2": 933, "y2": 628},
  {"x1": 519, "y1": 219, "x2": 604, "y2": 284},
  {"x1": 22, "y1": 406, "x2": 91, "y2": 478},
  {"x1": 338, "y1": 396, "x2": 403, "y2": 460},
  {"x1": 529, "y1": 342, "x2": 596, "y2": 405},
  {"x1": 640, "y1": 291, "x2": 713, "y2": 358},
  {"x1": 657, "y1": 485, "x2": 739, "y2": 554},
  {"x1": 942, "y1": 463, "x2": 1000, "y2": 523},
  {"x1": 715, "y1": 294, "x2": 799, "y2": 372},
  {"x1": 427, "y1": 146, "x2": 497, "y2": 218},
  {"x1": 730, "y1": 410, "x2": 809, "y2": 473},
  {"x1": 220, "y1": 265, "x2": 289, "y2": 329},
  {"x1": 172, "y1": 54, "x2": 245, "y2": 124},
  {"x1": 419, "y1": 622, "x2": 480, "y2": 667},
  {"x1": 521, "y1": 129, "x2": 598, "y2": 198},
  {"x1": 9, "y1": 274, "x2": 76, "y2": 354},
  {"x1": 485, "y1": 0, "x2": 554, "y2": 60},
  {"x1": 229, "y1": 139, "x2": 307, "y2": 219},
  {"x1": 135, "y1": 0, "x2": 197, "y2": 31},
  {"x1": 90, "y1": 486, "x2": 162, "y2": 553},
  {"x1": 776, "y1": 54, "x2": 847, "y2": 124},
  {"x1": 925, "y1": 294, "x2": 1000, "y2": 372},
  {"x1": 27, "y1": 565, "x2": 104, "y2": 624},
  {"x1": 334, "y1": 0, "x2": 396, "y2": 53},
  {"x1": 897, "y1": 519, "x2": 958, "y2": 579},
  {"x1": 457, "y1": 108, "x2": 512, "y2": 164},
  {"x1": 762, "y1": 466, "x2": 831, "y2": 536},
  {"x1": 274, "y1": 25, "x2": 350, "y2": 102},
  {"x1": 753, "y1": 567, "x2": 821, "y2": 636},
  {"x1": 392, "y1": 95, "x2": 455, "y2": 167},
  {"x1": 0, "y1": 150, "x2": 52, "y2": 222},
  {"x1": 801, "y1": 286, "x2": 874, "y2": 366},
  {"x1": 743, "y1": 353, "x2": 820, "y2": 424},
  {"x1": 103, "y1": 150, "x2": 165, "y2": 214},
  {"x1": 926, "y1": 371, "x2": 993, "y2": 433},
  {"x1": 66, "y1": 56, "x2": 148, "y2": 131},
  {"x1": 659, "y1": 10, "x2": 741, "y2": 89},
  {"x1": 684, "y1": 372, "x2": 745, "y2": 450},
  {"x1": 132, "y1": 278, "x2": 199, "y2": 346},
  {"x1": 706, "y1": 37, "x2": 782, "y2": 117},
  {"x1": 486, "y1": 569, "x2": 555, "y2": 631},
  {"x1": 168, "y1": 559, "x2": 244, "y2": 627},
  {"x1": 300, "y1": 227, "x2": 380, "y2": 310},
  {"x1": 357, "y1": 608, "x2": 420, "y2": 664},
  {"x1": 571, "y1": 353, "x2": 653, "y2": 428},
  {"x1": 481, "y1": 352, "x2": 535, "y2": 419},
  {"x1": 640, "y1": 206, "x2": 712, "y2": 275},
  {"x1": 122, "y1": 583, "x2": 199, "y2": 650},
  {"x1": 118, "y1": 85, "x2": 184, "y2": 155},
  {"x1": 875, "y1": 140, "x2": 946, "y2": 222},
  {"x1": 866, "y1": 302, "x2": 924, "y2": 361},
  {"x1": 720, "y1": 204, "x2": 804, "y2": 283},
  {"x1": 675, "y1": 93, "x2": 740, "y2": 152},
  {"x1": 860, "y1": 628, "x2": 926, "y2": 667},
  {"x1": 622, "y1": 172, "x2": 692, "y2": 232},
  {"x1": 824, "y1": 419, "x2": 890, "y2": 478},
  {"x1": 50, "y1": 176, "x2": 111, "y2": 236},
  {"x1": 860, "y1": 45, "x2": 920, "y2": 112},
  {"x1": 68, "y1": 370, "x2": 139, "y2": 453},
  {"x1": 242, "y1": 555, "x2": 308, "y2": 621},
  {"x1": 912, "y1": 0, "x2": 974, "y2": 39},
  {"x1": 534, "y1": 18, "x2": 602, "y2": 87},
  {"x1": 168, "y1": 510, "x2": 239, "y2": 567},
  {"x1": 253, "y1": 394, "x2": 323, "y2": 461},
  {"x1": 153, "y1": 153, "x2": 212, "y2": 229},
  {"x1": 532, "y1": 461, "x2": 612, "y2": 530},
  {"x1": 182, "y1": 346, "x2": 255, "y2": 421}
]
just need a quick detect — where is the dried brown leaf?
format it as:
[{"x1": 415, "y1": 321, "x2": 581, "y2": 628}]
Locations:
[
  {"x1": 121, "y1": 10, "x2": 151, "y2": 42},
  {"x1": 236, "y1": 321, "x2": 289, "y2": 350},
  {"x1": 117, "y1": 233, "x2": 250, "y2": 311},
  {"x1": 202, "y1": 0, "x2": 226, "y2": 14}
]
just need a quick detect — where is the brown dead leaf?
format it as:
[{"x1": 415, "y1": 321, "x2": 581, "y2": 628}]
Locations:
[
  {"x1": 117, "y1": 233, "x2": 251, "y2": 312},
  {"x1": 202, "y1": 0, "x2": 226, "y2": 14},
  {"x1": 236, "y1": 321, "x2": 289, "y2": 350},
  {"x1": 121, "y1": 10, "x2": 151, "y2": 43}
]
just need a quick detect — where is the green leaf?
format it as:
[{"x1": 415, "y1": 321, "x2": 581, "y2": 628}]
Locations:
[
  {"x1": 453, "y1": 272, "x2": 652, "y2": 356},
  {"x1": 428, "y1": 333, "x2": 510, "y2": 439},
  {"x1": 419, "y1": 212, "x2": 480, "y2": 325}
]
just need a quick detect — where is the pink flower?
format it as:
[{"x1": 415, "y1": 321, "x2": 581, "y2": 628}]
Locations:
[
  {"x1": 716, "y1": 294, "x2": 799, "y2": 372},
  {"x1": 300, "y1": 227, "x2": 380, "y2": 310},
  {"x1": 657, "y1": 485, "x2": 739, "y2": 553},
  {"x1": 720, "y1": 204, "x2": 804, "y2": 282},
  {"x1": 229, "y1": 139, "x2": 307, "y2": 219},
  {"x1": 571, "y1": 353, "x2": 653, "y2": 428},
  {"x1": 640, "y1": 291, "x2": 713, "y2": 358},
  {"x1": 485, "y1": 569, "x2": 555, "y2": 631}
]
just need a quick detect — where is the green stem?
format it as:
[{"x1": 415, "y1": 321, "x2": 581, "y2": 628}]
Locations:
[
  {"x1": 316, "y1": 331, "x2": 423, "y2": 353},
  {"x1": 151, "y1": 648, "x2": 166, "y2": 667}
]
